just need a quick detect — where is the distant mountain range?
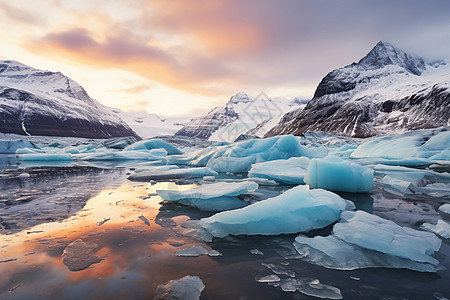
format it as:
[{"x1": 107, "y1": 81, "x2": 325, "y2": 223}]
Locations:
[
  {"x1": 265, "y1": 41, "x2": 450, "y2": 138},
  {"x1": 175, "y1": 92, "x2": 307, "y2": 142},
  {"x1": 0, "y1": 60, "x2": 137, "y2": 139}
]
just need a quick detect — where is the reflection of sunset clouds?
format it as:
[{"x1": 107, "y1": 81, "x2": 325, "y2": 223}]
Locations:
[{"x1": 0, "y1": 181, "x2": 221, "y2": 298}]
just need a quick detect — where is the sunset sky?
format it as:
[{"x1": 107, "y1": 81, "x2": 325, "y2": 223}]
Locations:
[{"x1": 1, "y1": 0, "x2": 450, "y2": 117}]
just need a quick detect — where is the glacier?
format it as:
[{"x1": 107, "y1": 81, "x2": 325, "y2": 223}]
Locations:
[
  {"x1": 304, "y1": 156, "x2": 373, "y2": 193},
  {"x1": 189, "y1": 185, "x2": 347, "y2": 238}
]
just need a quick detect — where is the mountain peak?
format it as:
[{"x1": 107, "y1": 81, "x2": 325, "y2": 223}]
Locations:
[
  {"x1": 229, "y1": 92, "x2": 252, "y2": 104},
  {"x1": 358, "y1": 41, "x2": 426, "y2": 75}
]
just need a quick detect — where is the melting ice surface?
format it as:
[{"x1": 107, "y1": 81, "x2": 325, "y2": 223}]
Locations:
[
  {"x1": 190, "y1": 185, "x2": 347, "y2": 238},
  {"x1": 1, "y1": 128, "x2": 450, "y2": 299}
]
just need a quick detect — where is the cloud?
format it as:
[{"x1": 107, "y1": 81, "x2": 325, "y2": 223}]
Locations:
[{"x1": 0, "y1": 2, "x2": 42, "y2": 24}]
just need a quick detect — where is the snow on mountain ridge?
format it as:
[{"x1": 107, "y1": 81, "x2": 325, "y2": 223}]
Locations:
[
  {"x1": 0, "y1": 60, "x2": 137, "y2": 138},
  {"x1": 266, "y1": 41, "x2": 450, "y2": 138},
  {"x1": 175, "y1": 92, "x2": 306, "y2": 142}
]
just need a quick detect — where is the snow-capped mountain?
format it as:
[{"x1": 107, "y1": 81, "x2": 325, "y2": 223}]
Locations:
[
  {"x1": 265, "y1": 41, "x2": 450, "y2": 138},
  {"x1": 109, "y1": 108, "x2": 189, "y2": 139},
  {"x1": 175, "y1": 92, "x2": 307, "y2": 142},
  {"x1": 0, "y1": 60, "x2": 137, "y2": 138}
]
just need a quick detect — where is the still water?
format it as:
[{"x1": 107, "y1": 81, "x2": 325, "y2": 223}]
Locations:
[{"x1": 0, "y1": 161, "x2": 449, "y2": 299}]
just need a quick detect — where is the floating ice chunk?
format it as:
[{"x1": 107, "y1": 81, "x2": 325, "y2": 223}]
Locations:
[
  {"x1": 134, "y1": 165, "x2": 179, "y2": 173},
  {"x1": 154, "y1": 275, "x2": 204, "y2": 300},
  {"x1": 255, "y1": 274, "x2": 280, "y2": 283},
  {"x1": 176, "y1": 245, "x2": 222, "y2": 257},
  {"x1": 124, "y1": 139, "x2": 183, "y2": 155},
  {"x1": 304, "y1": 156, "x2": 373, "y2": 193},
  {"x1": 250, "y1": 249, "x2": 264, "y2": 255},
  {"x1": 439, "y1": 204, "x2": 450, "y2": 215},
  {"x1": 206, "y1": 155, "x2": 256, "y2": 173},
  {"x1": 128, "y1": 167, "x2": 218, "y2": 181},
  {"x1": 421, "y1": 220, "x2": 450, "y2": 239},
  {"x1": 16, "y1": 148, "x2": 44, "y2": 154},
  {"x1": 76, "y1": 149, "x2": 166, "y2": 161},
  {"x1": 103, "y1": 136, "x2": 138, "y2": 149},
  {"x1": 333, "y1": 211, "x2": 441, "y2": 265},
  {"x1": 242, "y1": 178, "x2": 278, "y2": 186},
  {"x1": 248, "y1": 157, "x2": 310, "y2": 184},
  {"x1": 270, "y1": 277, "x2": 343, "y2": 299},
  {"x1": 167, "y1": 135, "x2": 327, "y2": 173},
  {"x1": 17, "y1": 153, "x2": 73, "y2": 161},
  {"x1": 61, "y1": 239, "x2": 101, "y2": 271},
  {"x1": 18, "y1": 172, "x2": 30, "y2": 179},
  {"x1": 157, "y1": 181, "x2": 258, "y2": 201},
  {"x1": 193, "y1": 185, "x2": 347, "y2": 238},
  {"x1": 0, "y1": 139, "x2": 38, "y2": 154},
  {"x1": 376, "y1": 175, "x2": 414, "y2": 195},
  {"x1": 65, "y1": 144, "x2": 95, "y2": 154},
  {"x1": 351, "y1": 127, "x2": 450, "y2": 161},
  {"x1": 294, "y1": 235, "x2": 442, "y2": 272},
  {"x1": 414, "y1": 183, "x2": 450, "y2": 198},
  {"x1": 202, "y1": 176, "x2": 216, "y2": 182},
  {"x1": 262, "y1": 263, "x2": 295, "y2": 278}
]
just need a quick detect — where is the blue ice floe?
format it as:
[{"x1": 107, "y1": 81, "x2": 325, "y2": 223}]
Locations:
[
  {"x1": 351, "y1": 127, "x2": 450, "y2": 164},
  {"x1": 294, "y1": 210, "x2": 443, "y2": 272},
  {"x1": 0, "y1": 139, "x2": 39, "y2": 154},
  {"x1": 124, "y1": 138, "x2": 183, "y2": 155},
  {"x1": 439, "y1": 204, "x2": 450, "y2": 215},
  {"x1": 167, "y1": 135, "x2": 327, "y2": 173},
  {"x1": 248, "y1": 157, "x2": 310, "y2": 184},
  {"x1": 304, "y1": 156, "x2": 373, "y2": 193},
  {"x1": 190, "y1": 185, "x2": 347, "y2": 238},
  {"x1": 157, "y1": 181, "x2": 258, "y2": 201},
  {"x1": 17, "y1": 153, "x2": 73, "y2": 161},
  {"x1": 421, "y1": 220, "x2": 450, "y2": 239},
  {"x1": 157, "y1": 181, "x2": 257, "y2": 211}
]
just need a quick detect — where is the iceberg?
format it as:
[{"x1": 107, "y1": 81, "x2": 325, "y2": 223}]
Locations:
[
  {"x1": 154, "y1": 275, "x2": 204, "y2": 300},
  {"x1": 157, "y1": 181, "x2": 258, "y2": 201},
  {"x1": 351, "y1": 127, "x2": 450, "y2": 161},
  {"x1": 191, "y1": 185, "x2": 347, "y2": 238},
  {"x1": 124, "y1": 138, "x2": 183, "y2": 155},
  {"x1": 304, "y1": 156, "x2": 373, "y2": 193},
  {"x1": 421, "y1": 220, "x2": 450, "y2": 239},
  {"x1": 439, "y1": 204, "x2": 450, "y2": 215},
  {"x1": 128, "y1": 167, "x2": 218, "y2": 181},
  {"x1": 168, "y1": 135, "x2": 327, "y2": 173},
  {"x1": 294, "y1": 235, "x2": 441, "y2": 272},
  {"x1": 0, "y1": 139, "x2": 38, "y2": 154},
  {"x1": 333, "y1": 211, "x2": 441, "y2": 265},
  {"x1": 248, "y1": 157, "x2": 310, "y2": 184},
  {"x1": 157, "y1": 182, "x2": 256, "y2": 211}
]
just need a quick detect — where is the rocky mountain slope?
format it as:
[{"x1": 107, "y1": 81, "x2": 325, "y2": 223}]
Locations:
[
  {"x1": 0, "y1": 60, "x2": 137, "y2": 139},
  {"x1": 175, "y1": 92, "x2": 306, "y2": 142},
  {"x1": 265, "y1": 41, "x2": 450, "y2": 138}
]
